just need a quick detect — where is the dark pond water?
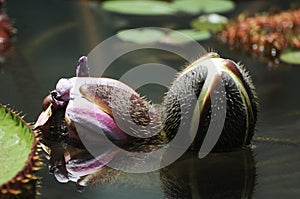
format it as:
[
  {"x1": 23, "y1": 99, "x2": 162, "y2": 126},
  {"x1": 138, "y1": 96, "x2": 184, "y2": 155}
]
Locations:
[{"x1": 1, "y1": 0, "x2": 300, "y2": 198}]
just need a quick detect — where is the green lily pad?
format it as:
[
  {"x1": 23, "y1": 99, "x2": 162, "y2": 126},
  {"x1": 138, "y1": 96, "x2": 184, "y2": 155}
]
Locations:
[
  {"x1": 192, "y1": 14, "x2": 228, "y2": 33},
  {"x1": 102, "y1": 0, "x2": 177, "y2": 15},
  {"x1": 101, "y1": 0, "x2": 235, "y2": 16},
  {"x1": 117, "y1": 28, "x2": 211, "y2": 45},
  {"x1": 280, "y1": 49, "x2": 300, "y2": 65},
  {"x1": 117, "y1": 29, "x2": 165, "y2": 44},
  {"x1": 172, "y1": 0, "x2": 235, "y2": 14},
  {"x1": 0, "y1": 105, "x2": 37, "y2": 192},
  {"x1": 162, "y1": 29, "x2": 211, "y2": 44}
]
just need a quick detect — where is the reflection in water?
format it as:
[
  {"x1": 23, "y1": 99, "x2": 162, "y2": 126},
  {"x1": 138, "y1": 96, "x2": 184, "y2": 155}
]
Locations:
[
  {"x1": 40, "y1": 116, "x2": 256, "y2": 198},
  {"x1": 36, "y1": 106, "x2": 120, "y2": 191},
  {"x1": 1, "y1": 0, "x2": 299, "y2": 198},
  {"x1": 34, "y1": 55, "x2": 258, "y2": 196},
  {"x1": 160, "y1": 149, "x2": 256, "y2": 199}
]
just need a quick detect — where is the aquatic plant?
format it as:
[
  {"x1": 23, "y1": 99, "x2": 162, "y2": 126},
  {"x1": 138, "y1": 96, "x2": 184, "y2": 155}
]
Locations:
[
  {"x1": 218, "y1": 8, "x2": 300, "y2": 65},
  {"x1": 34, "y1": 52, "x2": 257, "y2": 189},
  {"x1": 191, "y1": 13, "x2": 228, "y2": 33},
  {"x1": 280, "y1": 48, "x2": 300, "y2": 65},
  {"x1": 0, "y1": 13, "x2": 15, "y2": 60},
  {"x1": 0, "y1": 105, "x2": 41, "y2": 199},
  {"x1": 101, "y1": 0, "x2": 235, "y2": 16},
  {"x1": 117, "y1": 28, "x2": 211, "y2": 44}
]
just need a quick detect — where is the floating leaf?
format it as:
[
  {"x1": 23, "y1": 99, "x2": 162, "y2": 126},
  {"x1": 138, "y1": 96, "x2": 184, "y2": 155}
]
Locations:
[
  {"x1": 101, "y1": 0, "x2": 235, "y2": 16},
  {"x1": 172, "y1": 0, "x2": 235, "y2": 14},
  {"x1": 171, "y1": 0, "x2": 203, "y2": 15},
  {"x1": 162, "y1": 29, "x2": 211, "y2": 44},
  {"x1": 280, "y1": 49, "x2": 300, "y2": 65},
  {"x1": 117, "y1": 28, "x2": 211, "y2": 45},
  {"x1": 102, "y1": 0, "x2": 177, "y2": 15},
  {"x1": 200, "y1": 0, "x2": 235, "y2": 13},
  {"x1": 117, "y1": 29, "x2": 165, "y2": 44},
  {"x1": 0, "y1": 104, "x2": 39, "y2": 197},
  {"x1": 192, "y1": 13, "x2": 228, "y2": 33}
]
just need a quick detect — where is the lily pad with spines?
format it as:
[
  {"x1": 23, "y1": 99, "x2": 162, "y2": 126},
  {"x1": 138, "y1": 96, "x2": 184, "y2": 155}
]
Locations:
[{"x1": 0, "y1": 104, "x2": 41, "y2": 198}]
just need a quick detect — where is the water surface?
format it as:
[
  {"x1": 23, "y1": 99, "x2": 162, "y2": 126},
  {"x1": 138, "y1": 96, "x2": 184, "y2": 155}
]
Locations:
[{"x1": 0, "y1": 0, "x2": 299, "y2": 198}]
